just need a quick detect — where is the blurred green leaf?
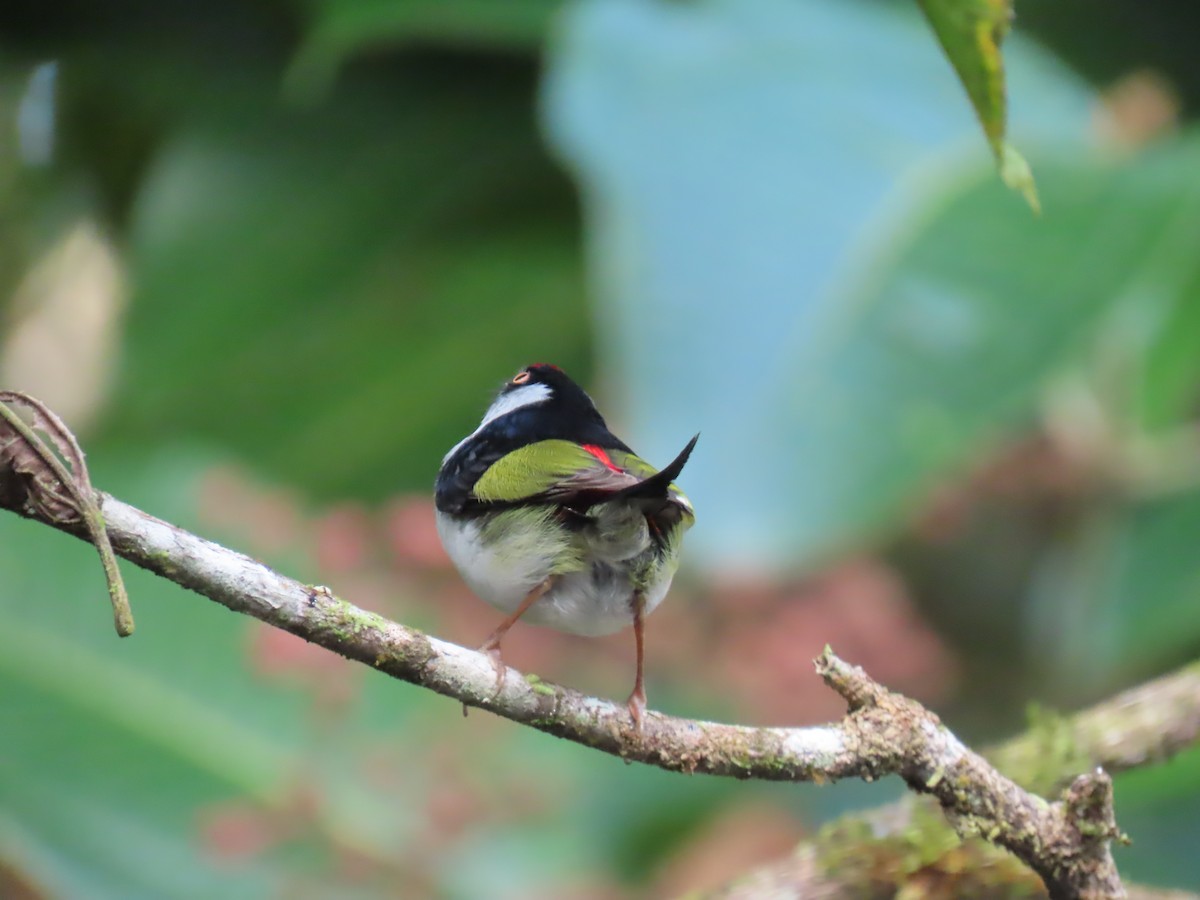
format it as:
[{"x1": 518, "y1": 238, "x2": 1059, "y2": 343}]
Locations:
[
  {"x1": 301, "y1": 0, "x2": 559, "y2": 53},
  {"x1": 0, "y1": 456, "x2": 416, "y2": 896},
  {"x1": 1110, "y1": 490, "x2": 1200, "y2": 667},
  {"x1": 0, "y1": 61, "x2": 80, "y2": 308},
  {"x1": 799, "y1": 139, "x2": 1200, "y2": 562},
  {"x1": 1112, "y1": 746, "x2": 1200, "y2": 888},
  {"x1": 1049, "y1": 486, "x2": 1200, "y2": 680},
  {"x1": 917, "y1": 0, "x2": 1012, "y2": 152},
  {"x1": 290, "y1": 0, "x2": 562, "y2": 99},
  {"x1": 1138, "y1": 261, "x2": 1200, "y2": 431},
  {"x1": 544, "y1": 0, "x2": 1092, "y2": 570}
]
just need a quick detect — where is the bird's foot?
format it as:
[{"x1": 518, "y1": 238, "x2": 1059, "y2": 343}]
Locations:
[
  {"x1": 462, "y1": 640, "x2": 507, "y2": 717},
  {"x1": 479, "y1": 640, "x2": 507, "y2": 698},
  {"x1": 626, "y1": 684, "x2": 647, "y2": 733}
]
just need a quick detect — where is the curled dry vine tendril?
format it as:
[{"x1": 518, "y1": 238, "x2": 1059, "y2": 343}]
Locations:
[{"x1": 0, "y1": 391, "x2": 134, "y2": 636}]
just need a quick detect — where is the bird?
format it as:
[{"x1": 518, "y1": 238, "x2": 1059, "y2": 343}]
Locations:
[{"x1": 434, "y1": 363, "x2": 697, "y2": 729}]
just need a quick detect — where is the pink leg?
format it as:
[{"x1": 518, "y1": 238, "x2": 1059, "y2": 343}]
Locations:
[
  {"x1": 477, "y1": 577, "x2": 554, "y2": 696},
  {"x1": 627, "y1": 591, "x2": 647, "y2": 731}
]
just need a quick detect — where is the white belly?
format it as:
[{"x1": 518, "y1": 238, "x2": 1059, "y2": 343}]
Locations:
[{"x1": 435, "y1": 511, "x2": 676, "y2": 637}]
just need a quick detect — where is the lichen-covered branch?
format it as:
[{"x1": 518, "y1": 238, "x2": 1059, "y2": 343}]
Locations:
[
  {"x1": 1, "y1": 489, "x2": 1144, "y2": 898},
  {"x1": 815, "y1": 654, "x2": 1126, "y2": 899}
]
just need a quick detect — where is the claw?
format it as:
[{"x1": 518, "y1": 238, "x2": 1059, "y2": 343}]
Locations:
[{"x1": 627, "y1": 684, "x2": 646, "y2": 733}]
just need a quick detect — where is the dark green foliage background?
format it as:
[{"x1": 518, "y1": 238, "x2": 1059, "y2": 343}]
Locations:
[{"x1": 2, "y1": 0, "x2": 1200, "y2": 895}]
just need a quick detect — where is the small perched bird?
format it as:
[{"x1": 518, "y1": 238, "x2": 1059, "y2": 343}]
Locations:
[{"x1": 435, "y1": 363, "x2": 697, "y2": 728}]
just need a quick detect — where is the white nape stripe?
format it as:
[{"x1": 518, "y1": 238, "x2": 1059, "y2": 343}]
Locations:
[
  {"x1": 479, "y1": 382, "x2": 553, "y2": 429},
  {"x1": 442, "y1": 382, "x2": 553, "y2": 463}
]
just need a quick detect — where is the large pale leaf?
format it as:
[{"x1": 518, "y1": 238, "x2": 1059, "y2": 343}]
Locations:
[{"x1": 1136, "y1": 230, "x2": 1200, "y2": 430}]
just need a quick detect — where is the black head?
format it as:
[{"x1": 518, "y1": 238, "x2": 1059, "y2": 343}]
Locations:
[
  {"x1": 493, "y1": 363, "x2": 601, "y2": 422},
  {"x1": 480, "y1": 363, "x2": 622, "y2": 445}
]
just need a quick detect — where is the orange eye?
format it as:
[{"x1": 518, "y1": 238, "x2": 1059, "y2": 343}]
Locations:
[{"x1": 512, "y1": 371, "x2": 531, "y2": 385}]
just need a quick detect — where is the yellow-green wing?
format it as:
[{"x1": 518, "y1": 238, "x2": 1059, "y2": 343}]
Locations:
[
  {"x1": 472, "y1": 440, "x2": 637, "y2": 504},
  {"x1": 608, "y1": 448, "x2": 656, "y2": 479}
]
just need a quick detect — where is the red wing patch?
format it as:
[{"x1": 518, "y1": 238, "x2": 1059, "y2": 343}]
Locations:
[{"x1": 581, "y1": 444, "x2": 622, "y2": 473}]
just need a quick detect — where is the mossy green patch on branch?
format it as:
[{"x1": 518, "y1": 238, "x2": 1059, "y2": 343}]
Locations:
[
  {"x1": 817, "y1": 800, "x2": 1042, "y2": 894},
  {"x1": 525, "y1": 676, "x2": 556, "y2": 698},
  {"x1": 989, "y1": 703, "x2": 1090, "y2": 796}
]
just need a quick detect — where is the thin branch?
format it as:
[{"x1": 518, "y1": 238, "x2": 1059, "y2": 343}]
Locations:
[
  {"x1": 989, "y1": 662, "x2": 1200, "y2": 795},
  {"x1": 0, "y1": 489, "x2": 1136, "y2": 898}
]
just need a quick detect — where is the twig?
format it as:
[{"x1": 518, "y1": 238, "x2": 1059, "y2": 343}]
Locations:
[{"x1": 0, "y1": 488, "x2": 1133, "y2": 898}]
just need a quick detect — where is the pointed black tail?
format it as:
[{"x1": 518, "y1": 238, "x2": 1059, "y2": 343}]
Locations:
[{"x1": 617, "y1": 433, "x2": 699, "y2": 501}]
